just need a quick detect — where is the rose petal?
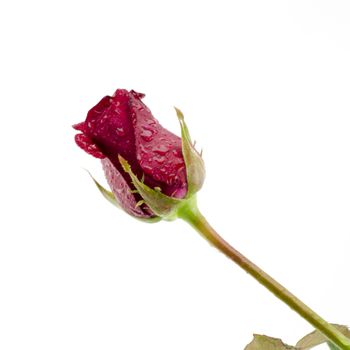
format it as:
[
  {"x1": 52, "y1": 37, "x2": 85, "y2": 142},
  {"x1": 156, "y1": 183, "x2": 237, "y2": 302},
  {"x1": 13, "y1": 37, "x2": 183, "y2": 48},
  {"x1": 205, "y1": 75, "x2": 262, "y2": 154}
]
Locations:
[
  {"x1": 72, "y1": 122, "x2": 86, "y2": 132},
  {"x1": 85, "y1": 90, "x2": 138, "y2": 166},
  {"x1": 74, "y1": 133, "x2": 105, "y2": 159},
  {"x1": 129, "y1": 93, "x2": 187, "y2": 198},
  {"x1": 86, "y1": 96, "x2": 111, "y2": 121},
  {"x1": 101, "y1": 158, "x2": 153, "y2": 218},
  {"x1": 130, "y1": 90, "x2": 145, "y2": 99}
]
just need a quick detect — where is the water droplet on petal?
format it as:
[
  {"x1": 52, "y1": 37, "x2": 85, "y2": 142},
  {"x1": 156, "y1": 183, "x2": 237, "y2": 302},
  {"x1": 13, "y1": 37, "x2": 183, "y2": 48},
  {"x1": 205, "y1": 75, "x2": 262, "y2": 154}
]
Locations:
[
  {"x1": 173, "y1": 160, "x2": 184, "y2": 169},
  {"x1": 166, "y1": 177, "x2": 174, "y2": 186},
  {"x1": 140, "y1": 129, "x2": 153, "y2": 141},
  {"x1": 154, "y1": 156, "x2": 165, "y2": 164},
  {"x1": 116, "y1": 127, "x2": 125, "y2": 136},
  {"x1": 146, "y1": 119, "x2": 156, "y2": 126},
  {"x1": 153, "y1": 173, "x2": 161, "y2": 181},
  {"x1": 153, "y1": 144, "x2": 169, "y2": 155},
  {"x1": 176, "y1": 166, "x2": 185, "y2": 173},
  {"x1": 139, "y1": 143, "x2": 147, "y2": 153},
  {"x1": 141, "y1": 163, "x2": 153, "y2": 172},
  {"x1": 172, "y1": 149, "x2": 181, "y2": 157}
]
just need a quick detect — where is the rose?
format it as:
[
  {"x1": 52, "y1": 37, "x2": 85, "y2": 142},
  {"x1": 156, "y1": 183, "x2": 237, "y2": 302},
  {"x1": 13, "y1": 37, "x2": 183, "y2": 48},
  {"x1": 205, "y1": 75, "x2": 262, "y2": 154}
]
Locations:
[
  {"x1": 73, "y1": 89, "x2": 205, "y2": 221},
  {"x1": 73, "y1": 91, "x2": 350, "y2": 350}
]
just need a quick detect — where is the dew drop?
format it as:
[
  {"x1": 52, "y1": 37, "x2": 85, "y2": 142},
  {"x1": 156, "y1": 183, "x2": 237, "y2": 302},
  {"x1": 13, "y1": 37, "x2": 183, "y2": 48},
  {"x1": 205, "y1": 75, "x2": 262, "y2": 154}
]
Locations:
[
  {"x1": 140, "y1": 129, "x2": 153, "y2": 141},
  {"x1": 176, "y1": 166, "x2": 185, "y2": 173},
  {"x1": 152, "y1": 144, "x2": 169, "y2": 155},
  {"x1": 173, "y1": 161, "x2": 184, "y2": 169},
  {"x1": 139, "y1": 143, "x2": 147, "y2": 153},
  {"x1": 115, "y1": 187, "x2": 123, "y2": 194},
  {"x1": 146, "y1": 119, "x2": 156, "y2": 126},
  {"x1": 153, "y1": 173, "x2": 162, "y2": 181},
  {"x1": 141, "y1": 163, "x2": 153, "y2": 172},
  {"x1": 154, "y1": 156, "x2": 166, "y2": 164},
  {"x1": 116, "y1": 127, "x2": 125, "y2": 136},
  {"x1": 172, "y1": 149, "x2": 181, "y2": 157}
]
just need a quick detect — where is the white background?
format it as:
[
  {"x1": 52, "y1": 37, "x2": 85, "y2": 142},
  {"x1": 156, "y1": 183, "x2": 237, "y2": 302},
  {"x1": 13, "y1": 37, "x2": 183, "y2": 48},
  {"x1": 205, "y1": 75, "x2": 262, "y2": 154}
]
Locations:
[{"x1": 1, "y1": 1, "x2": 349, "y2": 349}]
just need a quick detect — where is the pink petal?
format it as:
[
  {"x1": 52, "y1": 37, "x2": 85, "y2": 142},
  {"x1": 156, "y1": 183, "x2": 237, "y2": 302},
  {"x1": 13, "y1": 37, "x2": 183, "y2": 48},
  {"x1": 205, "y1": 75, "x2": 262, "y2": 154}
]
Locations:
[
  {"x1": 101, "y1": 158, "x2": 153, "y2": 218},
  {"x1": 129, "y1": 93, "x2": 187, "y2": 198},
  {"x1": 85, "y1": 90, "x2": 138, "y2": 165},
  {"x1": 72, "y1": 122, "x2": 86, "y2": 132},
  {"x1": 74, "y1": 133, "x2": 105, "y2": 159}
]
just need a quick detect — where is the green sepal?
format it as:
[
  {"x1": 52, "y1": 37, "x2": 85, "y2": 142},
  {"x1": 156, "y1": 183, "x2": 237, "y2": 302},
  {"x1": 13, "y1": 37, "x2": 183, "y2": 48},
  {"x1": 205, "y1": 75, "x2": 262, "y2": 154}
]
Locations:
[
  {"x1": 86, "y1": 170, "x2": 120, "y2": 208},
  {"x1": 86, "y1": 170, "x2": 161, "y2": 223},
  {"x1": 175, "y1": 107, "x2": 205, "y2": 197},
  {"x1": 118, "y1": 155, "x2": 182, "y2": 219}
]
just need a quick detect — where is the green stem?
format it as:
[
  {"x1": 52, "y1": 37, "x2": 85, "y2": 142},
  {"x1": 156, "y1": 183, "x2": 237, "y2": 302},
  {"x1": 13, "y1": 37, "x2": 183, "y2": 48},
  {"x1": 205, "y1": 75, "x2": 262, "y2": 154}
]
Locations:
[{"x1": 178, "y1": 200, "x2": 350, "y2": 350}]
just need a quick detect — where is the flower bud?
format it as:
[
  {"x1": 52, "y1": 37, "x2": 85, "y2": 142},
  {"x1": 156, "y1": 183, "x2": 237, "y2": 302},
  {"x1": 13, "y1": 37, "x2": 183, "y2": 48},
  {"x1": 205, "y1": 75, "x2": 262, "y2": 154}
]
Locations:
[{"x1": 73, "y1": 89, "x2": 205, "y2": 221}]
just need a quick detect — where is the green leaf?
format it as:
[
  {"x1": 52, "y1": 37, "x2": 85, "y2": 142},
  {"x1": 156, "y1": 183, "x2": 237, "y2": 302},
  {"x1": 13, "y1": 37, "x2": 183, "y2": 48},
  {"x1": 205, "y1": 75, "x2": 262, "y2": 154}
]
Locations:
[
  {"x1": 175, "y1": 107, "x2": 205, "y2": 197},
  {"x1": 296, "y1": 324, "x2": 350, "y2": 350},
  {"x1": 244, "y1": 334, "x2": 296, "y2": 350},
  {"x1": 118, "y1": 155, "x2": 182, "y2": 219},
  {"x1": 244, "y1": 325, "x2": 350, "y2": 350}
]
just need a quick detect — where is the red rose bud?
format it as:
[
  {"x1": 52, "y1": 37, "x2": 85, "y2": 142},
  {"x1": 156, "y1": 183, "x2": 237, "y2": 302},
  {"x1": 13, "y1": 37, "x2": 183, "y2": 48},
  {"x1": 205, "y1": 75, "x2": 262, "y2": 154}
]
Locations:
[{"x1": 73, "y1": 89, "x2": 205, "y2": 221}]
